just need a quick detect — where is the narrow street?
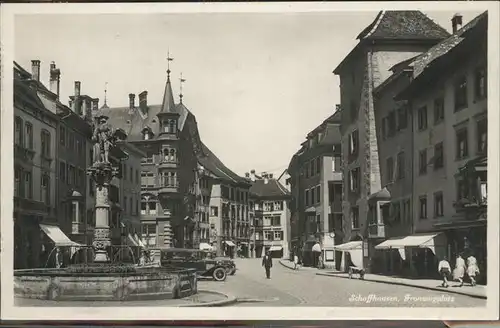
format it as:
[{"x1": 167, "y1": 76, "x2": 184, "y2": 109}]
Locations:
[{"x1": 199, "y1": 258, "x2": 486, "y2": 307}]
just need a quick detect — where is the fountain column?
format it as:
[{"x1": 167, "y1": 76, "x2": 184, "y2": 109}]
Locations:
[
  {"x1": 91, "y1": 165, "x2": 116, "y2": 262},
  {"x1": 87, "y1": 114, "x2": 122, "y2": 263}
]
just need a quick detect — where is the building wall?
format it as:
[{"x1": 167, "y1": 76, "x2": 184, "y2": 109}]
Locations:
[
  {"x1": 338, "y1": 45, "x2": 432, "y2": 243},
  {"x1": 14, "y1": 80, "x2": 58, "y2": 269},
  {"x1": 373, "y1": 72, "x2": 414, "y2": 237},
  {"x1": 261, "y1": 198, "x2": 290, "y2": 258},
  {"x1": 119, "y1": 143, "x2": 143, "y2": 235},
  {"x1": 412, "y1": 47, "x2": 487, "y2": 233},
  {"x1": 209, "y1": 182, "x2": 222, "y2": 245},
  {"x1": 56, "y1": 119, "x2": 88, "y2": 238}
]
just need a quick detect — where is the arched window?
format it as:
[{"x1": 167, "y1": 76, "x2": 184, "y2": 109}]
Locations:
[
  {"x1": 41, "y1": 174, "x2": 50, "y2": 205},
  {"x1": 169, "y1": 149, "x2": 175, "y2": 162},
  {"x1": 163, "y1": 120, "x2": 169, "y2": 133},
  {"x1": 163, "y1": 148, "x2": 169, "y2": 161},
  {"x1": 144, "y1": 133, "x2": 150, "y2": 140}
]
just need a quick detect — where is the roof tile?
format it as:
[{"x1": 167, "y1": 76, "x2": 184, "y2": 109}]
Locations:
[
  {"x1": 249, "y1": 179, "x2": 290, "y2": 198},
  {"x1": 357, "y1": 11, "x2": 450, "y2": 41}
]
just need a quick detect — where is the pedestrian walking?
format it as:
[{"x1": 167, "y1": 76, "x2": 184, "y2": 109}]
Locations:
[
  {"x1": 438, "y1": 256, "x2": 451, "y2": 288},
  {"x1": 262, "y1": 251, "x2": 273, "y2": 279},
  {"x1": 466, "y1": 254, "x2": 480, "y2": 286},
  {"x1": 453, "y1": 254, "x2": 466, "y2": 287}
]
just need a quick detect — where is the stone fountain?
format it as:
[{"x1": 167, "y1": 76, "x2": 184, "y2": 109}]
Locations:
[{"x1": 14, "y1": 114, "x2": 197, "y2": 302}]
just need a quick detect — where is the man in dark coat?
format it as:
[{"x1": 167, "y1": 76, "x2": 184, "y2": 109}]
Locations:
[{"x1": 262, "y1": 251, "x2": 273, "y2": 279}]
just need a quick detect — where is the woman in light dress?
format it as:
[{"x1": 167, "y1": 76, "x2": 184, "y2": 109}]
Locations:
[
  {"x1": 467, "y1": 254, "x2": 480, "y2": 286},
  {"x1": 453, "y1": 254, "x2": 466, "y2": 287}
]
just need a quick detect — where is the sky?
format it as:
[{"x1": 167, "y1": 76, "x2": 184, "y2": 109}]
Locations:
[{"x1": 15, "y1": 10, "x2": 482, "y2": 178}]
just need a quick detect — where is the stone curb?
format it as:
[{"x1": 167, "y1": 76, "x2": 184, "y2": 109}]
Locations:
[
  {"x1": 315, "y1": 272, "x2": 487, "y2": 300},
  {"x1": 178, "y1": 289, "x2": 237, "y2": 307},
  {"x1": 279, "y1": 260, "x2": 296, "y2": 270}
]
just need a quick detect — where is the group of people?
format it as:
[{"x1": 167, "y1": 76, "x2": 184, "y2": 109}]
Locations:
[{"x1": 438, "y1": 254, "x2": 480, "y2": 288}]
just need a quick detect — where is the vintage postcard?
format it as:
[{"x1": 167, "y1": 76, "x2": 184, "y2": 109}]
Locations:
[{"x1": 1, "y1": 1, "x2": 499, "y2": 322}]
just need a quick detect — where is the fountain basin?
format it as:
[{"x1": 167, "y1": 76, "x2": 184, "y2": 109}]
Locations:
[{"x1": 14, "y1": 265, "x2": 197, "y2": 302}]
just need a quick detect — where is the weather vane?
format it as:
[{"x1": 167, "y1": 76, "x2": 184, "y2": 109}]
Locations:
[
  {"x1": 104, "y1": 82, "x2": 108, "y2": 106},
  {"x1": 167, "y1": 50, "x2": 174, "y2": 77}
]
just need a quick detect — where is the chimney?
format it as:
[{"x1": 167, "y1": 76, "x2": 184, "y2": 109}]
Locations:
[
  {"x1": 269, "y1": 173, "x2": 274, "y2": 179},
  {"x1": 49, "y1": 61, "x2": 60, "y2": 98},
  {"x1": 129, "y1": 93, "x2": 135, "y2": 110},
  {"x1": 245, "y1": 172, "x2": 250, "y2": 178},
  {"x1": 31, "y1": 60, "x2": 41, "y2": 82},
  {"x1": 74, "y1": 81, "x2": 81, "y2": 96},
  {"x1": 139, "y1": 91, "x2": 148, "y2": 113},
  {"x1": 263, "y1": 173, "x2": 269, "y2": 184},
  {"x1": 73, "y1": 81, "x2": 81, "y2": 114},
  {"x1": 452, "y1": 13, "x2": 463, "y2": 33},
  {"x1": 335, "y1": 104, "x2": 341, "y2": 112},
  {"x1": 250, "y1": 169, "x2": 256, "y2": 182},
  {"x1": 91, "y1": 98, "x2": 99, "y2": 111}
]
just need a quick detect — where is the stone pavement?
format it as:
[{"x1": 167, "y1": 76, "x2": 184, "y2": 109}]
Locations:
[{"x1": 279, "y1": 259, "x2": 486, "y2": 299}]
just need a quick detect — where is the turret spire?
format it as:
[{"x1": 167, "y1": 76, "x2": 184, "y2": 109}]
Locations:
[
  {"x1": 160, "y1": 51, "x2": 176, "y2": 113},
  {"x1": 101, "y1": 82, "x2": 109, "y2": 109}
]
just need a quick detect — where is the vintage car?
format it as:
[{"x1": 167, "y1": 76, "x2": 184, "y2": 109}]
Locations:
[
  {"x1": 159, "y1": 248, "x2": 228, "y2": 281},
  {"x1": 203, "y1": 251, "x2": 237, "y2": 275}
]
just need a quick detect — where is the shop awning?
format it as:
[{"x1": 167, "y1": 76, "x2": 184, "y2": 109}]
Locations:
[
  {"x1": 40, "y1": 224, "x2": 82, "y2": 247},
  {"x1": 225, "y1": 241, "x2": 236, "y2": 247},
  {"x1": 134, "y1": 234, "x2": 146, "y2": 248},
  {"x1": 269, "y1": 246, "x2": 283, "y2": 252},
  {"x1": 333, "y1": 241, "x2": 362, "y2": 251},
  {"x1": 199, "y1": 242, "x2": 213, "y2": 250},
  {"x1": 375, "y1": 233, "x2": 441, "y2": 250},
  {"x1": 305, "y1": 207, "x2": 316, "y2": 213},
  {"x1": 126, "y1": 234, "x2": 139, "y2": 247}
]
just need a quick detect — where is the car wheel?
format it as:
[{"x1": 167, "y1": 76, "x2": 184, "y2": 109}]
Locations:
[{"x1": 213, "y1": 267, "x2": 227, "y2": 281}]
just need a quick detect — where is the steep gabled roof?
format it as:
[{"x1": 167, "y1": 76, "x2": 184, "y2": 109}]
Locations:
[
  {"x1": 411, "y1": 11, "x2": 487, "y2": 79},
  {"x1": 395, "y1": 11, "x2": 487, "y2": 100},
  {"x1": 250, "y1": 179, "x2": 290, "y2": 198},
  {"x1": 199, "y1": 142, "x2": 248, "y2": 185},
  {"x1": 357, "y1": 11, "x2": 450, "y2": 41},
  {"x1": 334, "y1": 11, "x2": 449, "y2": 74}
]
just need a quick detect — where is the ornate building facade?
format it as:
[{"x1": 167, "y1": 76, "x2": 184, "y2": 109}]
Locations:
[{"x1": 102, "y1": 64, "x2": 203, "y2": 249}]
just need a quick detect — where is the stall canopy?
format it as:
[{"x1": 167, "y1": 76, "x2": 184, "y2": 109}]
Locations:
[
  {"x1": 224, "y1": 241, "x2": 236, "y2": 247},
  {"x1": 333, "y1": 241, "x2": 363, "y2": 269},
  {"x1": 333, "y1": 241, "x2": 362, "y2": 251},
  {"x1": 199, "y1": 242, "x2": 213, "y2": 251},
  {"x1": 40, "y1": 224, "x2": 81, "y2": 247},
  {"x1": 269, "y1": 246, "x2": 283, "y2": 252},
  {"x1": 134, "y1": 234, "x2": 146, "y2": 248},
  {"x1": 375, "y1": 233, "x2": 440, "y2": 250}
]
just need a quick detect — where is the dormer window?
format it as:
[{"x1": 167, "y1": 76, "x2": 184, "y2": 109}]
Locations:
[
  {"x1": 142, "y1": 127, "x2": 153, "y2": 140},
  {"x1": 169, "y1": 120, "x2": 177, "y2": 134}
]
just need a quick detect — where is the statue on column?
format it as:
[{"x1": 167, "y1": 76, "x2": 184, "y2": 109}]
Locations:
[{"x1": 92, "y1": 115, "x2": 114, "y2": 164}]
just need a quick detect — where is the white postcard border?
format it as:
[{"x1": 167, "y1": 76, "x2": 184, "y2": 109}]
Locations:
[{"x1": 1, "y1": 1, "x2": 499, "y2": 321}]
